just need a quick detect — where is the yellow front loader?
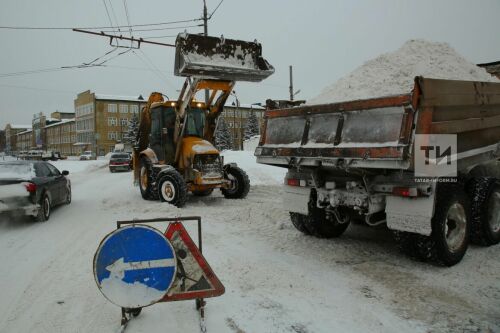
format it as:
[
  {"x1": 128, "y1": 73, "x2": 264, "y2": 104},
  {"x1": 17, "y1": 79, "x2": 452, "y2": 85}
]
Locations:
[{"x1": 133, "y1": 33, "x2": 274, "y2": 207}]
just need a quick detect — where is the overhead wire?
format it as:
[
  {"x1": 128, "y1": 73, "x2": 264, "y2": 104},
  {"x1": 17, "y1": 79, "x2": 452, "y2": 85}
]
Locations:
[{"x1": 0, "y1": 18, "x2": 204, "y2": 31}]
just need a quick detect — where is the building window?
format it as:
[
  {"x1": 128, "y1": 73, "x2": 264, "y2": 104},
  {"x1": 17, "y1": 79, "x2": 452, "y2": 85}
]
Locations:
[
  {"x1": 108, "y1": 132, "x2": 116, "y2": 140},
  {"x1": 121, "y1": 118, "x2": 128, "y2": 126},
  {"x1": 130, "y1": 105, "x2": 139, "y2": 114},
  {"x1": 108, "y1": 117, "x2": 117, "y2": 126},
  {"x1": 119, "y1": 104, "x2": 128, "y2": 114},
  {"x1": 108, "y1": 104, "x2": 117, "y2": 113}
]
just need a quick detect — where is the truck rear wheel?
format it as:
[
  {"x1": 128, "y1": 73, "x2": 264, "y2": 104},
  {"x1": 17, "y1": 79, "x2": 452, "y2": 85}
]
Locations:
[
  {"x1": 304, "y1": 190, "x2": 350, "y2": 238},
  {"x1": 468, "y1": 178, "x2": 500, "y2": 246},
  {"x1": 222, "y1": 166, "x2": 250, "y2": 199},
  {"x1": 139, "y1": 157, "x2": 158, "y2": 200},
  {"x1": 289, "y1": 212, "x2": 311, "y2": 235},
  {"x1": 157, "y1": 170, "x2": 187, "y2": 208},
  {"x1": 416, "y1": 184, "x2": 470, "y2": 266}
]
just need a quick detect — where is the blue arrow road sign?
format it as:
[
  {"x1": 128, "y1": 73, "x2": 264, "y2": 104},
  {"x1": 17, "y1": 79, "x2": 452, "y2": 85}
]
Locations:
[{"x1": 94, "y1": 225, "x2": 177, "y2": 308}]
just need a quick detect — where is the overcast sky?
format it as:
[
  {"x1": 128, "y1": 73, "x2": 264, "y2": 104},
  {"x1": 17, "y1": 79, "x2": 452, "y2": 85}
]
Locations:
[{"x1": 1, "y1": 0, "x2": 499, "y2": 128}]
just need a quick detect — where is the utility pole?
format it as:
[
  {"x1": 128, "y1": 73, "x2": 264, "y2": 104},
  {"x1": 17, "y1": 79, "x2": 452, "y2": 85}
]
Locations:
[
  {"x1": 289, "y1": 65, "x2": 294, "y2": 101},
  {"x1": 203, "y1": 0, "x2": 209, "y2": 104}
]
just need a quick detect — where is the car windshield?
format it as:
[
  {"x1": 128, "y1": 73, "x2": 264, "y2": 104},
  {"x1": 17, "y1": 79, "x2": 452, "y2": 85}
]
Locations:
[
  {"x1": 184, "y1": 108, "x2": 206, "y2": 138},
  {"x1": 0, "y1": 163, "x2": 34, "y2": 179}
]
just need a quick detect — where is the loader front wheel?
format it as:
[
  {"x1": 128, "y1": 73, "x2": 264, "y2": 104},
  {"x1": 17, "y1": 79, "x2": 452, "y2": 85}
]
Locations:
[
  {"x1": 222, "y1": 166, "x2": 250, "y2": 199},
  {"x1": 157, "y1": 170, "x2": 187, "y2": 208},
  {"x1": 139, "y1": 157, "x2": 158, "y2": 200}
]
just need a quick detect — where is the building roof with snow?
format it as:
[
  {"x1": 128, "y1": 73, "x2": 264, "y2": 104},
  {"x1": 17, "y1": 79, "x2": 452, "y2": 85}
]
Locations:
[
  {"x1": 44, "y1": 118, "x2": 75, "y2": 129},
  {"x1": 477, "y1": 60, "x2": 500, "y2": 79},
  {"x1": 9, "y1": 125, "x2": 32, "y2": 130},
  {"x1": 94, "y1": 94, "x2": 145, "y2": 102}
]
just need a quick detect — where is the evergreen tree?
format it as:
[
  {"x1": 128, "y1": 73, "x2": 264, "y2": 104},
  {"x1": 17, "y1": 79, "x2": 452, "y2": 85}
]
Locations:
[
  {"x1": 214, "y1": 117, "x2": 233, "y2": 151},
  {"x1": 123, "y1": 114, "x2": 139, "y2": 146},
  {"x1": 243, "y1": 112, "x2": 260, "y2": 140}
]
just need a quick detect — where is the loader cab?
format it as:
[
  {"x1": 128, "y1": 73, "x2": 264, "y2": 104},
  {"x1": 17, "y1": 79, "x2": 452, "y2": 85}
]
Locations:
[
  {"x1": 150, "y1": 104, "x2": 176, "y2": 164},
  {"x1": 184, "y1": 107, "x2": 206, "y2": 138}
]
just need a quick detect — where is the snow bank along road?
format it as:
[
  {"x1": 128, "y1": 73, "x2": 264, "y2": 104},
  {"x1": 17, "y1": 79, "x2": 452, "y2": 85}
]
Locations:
[{"x1": 0, "y1": 157, "x2": 498, "y2": 333}]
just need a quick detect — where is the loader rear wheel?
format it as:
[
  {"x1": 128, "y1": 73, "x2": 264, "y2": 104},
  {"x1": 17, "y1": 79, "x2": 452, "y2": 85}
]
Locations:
[
  {"x1": 157, "y1": 170, "x2": 187, "y2": 208},
  {"x1": 222, "y1": 166, "x2": 250, "y2": 199},
  {"x1": 304, "y1": 190, "x2": 350, "y2": 238},
  {"x1": 139, "y1": 157, "x2": 158, "y2": 200},
  {"x1": 416, "y1": 184, "x2": 470, "y2": 266},
  {"x1": 468, "y1": 178, "x2": 500, "y2": 246},
  {"x1": 289, "y1": 212, "x2": 311, "y2": 235}
]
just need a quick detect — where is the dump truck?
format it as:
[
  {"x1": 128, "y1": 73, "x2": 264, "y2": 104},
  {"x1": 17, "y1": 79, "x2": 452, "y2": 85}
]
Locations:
[
  {"x1": 133, "y1": 33, "x2": 274, "y2": 207},
  {"x1": 256, "y1": 77, "x2": 500, "y2": 266}
]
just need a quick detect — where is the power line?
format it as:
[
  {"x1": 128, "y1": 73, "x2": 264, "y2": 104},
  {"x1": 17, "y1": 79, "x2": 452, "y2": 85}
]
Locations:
[
  {"x1": 100, "y1": 24, "x2": 203, "y2": 33},
  {"x1": 132, "y1": 49, "x2": 176, "y2": 90},
  {"x1": 0, "y1": 18, "x2": 204, "y2": 31},
  {"x1": 209, "y1": 0, "x2": 224, "y2": 19},
  {"x1": 0, "y1": 83, "x2": 78, "y2": 94}
]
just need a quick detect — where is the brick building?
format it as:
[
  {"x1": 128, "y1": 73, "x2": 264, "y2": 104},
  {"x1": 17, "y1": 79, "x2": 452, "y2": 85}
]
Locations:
[
  {"x1": 221, "y1": 103, "x2": 265, "y2": 150},
  {"x1": 45, "y1": 119, "x2": 76, "y2": 155},
  {"x1": 4, "y1": 124, "x2": 31, "y2": 154},
  {"x1": 74, "y1": 91, "x2": 145, "y2": 156},
  {"x1": 16, "y1": 129, "x2": 33, "y2": 152}
]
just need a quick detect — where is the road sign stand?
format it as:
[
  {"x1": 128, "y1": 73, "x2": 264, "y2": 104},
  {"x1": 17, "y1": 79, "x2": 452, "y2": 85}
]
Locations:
[{"x1": 114, "y1": 216, "x2": 214, "y2": 332}]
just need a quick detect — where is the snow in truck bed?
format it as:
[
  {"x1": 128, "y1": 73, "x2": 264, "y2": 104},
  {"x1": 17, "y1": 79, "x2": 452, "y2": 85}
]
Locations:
[{"x1": 308, "y1": 39, "x2": 499, "y2": 105}]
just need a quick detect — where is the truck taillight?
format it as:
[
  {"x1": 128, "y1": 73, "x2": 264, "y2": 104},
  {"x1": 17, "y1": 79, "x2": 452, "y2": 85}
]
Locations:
[
  {"x1": 286, "y1": 179, "x2": 307, "y2": 187},
  {"x1": 24, "y1": 182, "x2": 37, "y2": 193},
  {"x1": 392, "y1": 187, "x2": 418, "y2": 197}
]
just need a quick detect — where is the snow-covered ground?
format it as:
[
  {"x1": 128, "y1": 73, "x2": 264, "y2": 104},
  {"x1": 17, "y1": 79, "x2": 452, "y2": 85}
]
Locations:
[{"x1": 0, "y1": 153, "x2": 498, "y2": 333}]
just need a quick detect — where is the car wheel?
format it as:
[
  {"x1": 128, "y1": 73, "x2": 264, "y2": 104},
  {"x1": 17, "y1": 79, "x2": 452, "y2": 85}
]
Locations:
[
  {"x1": 34, "y1": 194, "x2": 51, "y2": 222},
  {"x1": 65, "y1": 187, "x2": 72, "y2": 204}
]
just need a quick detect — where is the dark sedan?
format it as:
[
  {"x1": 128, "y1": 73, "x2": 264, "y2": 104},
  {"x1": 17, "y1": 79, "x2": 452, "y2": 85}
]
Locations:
[
  {"x1": 0, "y1": 161, "x2": 71, "y2": 222},
  {"x1": 109, "y1": 153, "x2": 132, "y2": 172}
]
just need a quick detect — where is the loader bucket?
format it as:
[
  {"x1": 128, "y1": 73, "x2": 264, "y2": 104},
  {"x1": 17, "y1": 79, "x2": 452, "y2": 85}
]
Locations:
[{"x1": 174, "y1": 33, "x2": 274, "y2": 82}]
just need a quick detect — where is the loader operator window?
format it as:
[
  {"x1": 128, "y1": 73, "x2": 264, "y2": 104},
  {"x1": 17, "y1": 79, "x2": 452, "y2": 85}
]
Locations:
[{"x1": 184, "y1": 108, "x2": 206, "y2": 138}]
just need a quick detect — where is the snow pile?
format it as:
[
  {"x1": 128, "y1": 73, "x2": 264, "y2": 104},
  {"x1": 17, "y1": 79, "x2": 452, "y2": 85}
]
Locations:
[
  {"x1": 222, "y1": 150, "x2": 285, "y2": 185},
  {"x1": 243, "y1": 135, "x2": 260, "y2": 152},
  {"x1": 308, "y1": 39, "x2": 499, "y2": 105}
]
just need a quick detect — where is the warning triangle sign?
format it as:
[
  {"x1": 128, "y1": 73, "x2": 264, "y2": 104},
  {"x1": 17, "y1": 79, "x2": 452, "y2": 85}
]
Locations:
[{"x1": 160, "y1": 222, "x2": 225, "y2": 302}]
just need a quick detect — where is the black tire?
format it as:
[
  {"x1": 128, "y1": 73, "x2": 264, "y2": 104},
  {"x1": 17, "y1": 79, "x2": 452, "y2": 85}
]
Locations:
[
  {"x1": 303, "y1": 189, "x2": 350, "y2": 238},
  {"x1": 139, "y1": 157, "x2": 158, "y2": 200},
  {"x1": 34, "y1": 194, "x2": 51, "y2": 222},
  {"x1": 157, "y1": 170, "x2": 187, "y2": 207},
  {"x1": 125, "y1": 308, "x2": 142, "y2": 317},
  {"x1": 468, "y1": 178, "x2": 500, "y2": 246},
  {"x1": 221, "y1": 166, "x2": 250, "y2": 199},
  {"x1": 109, "y1": 168, "x2": 115, "y2": 173},
  {"x1": 393, "y1": 231, "x2": 422, "y2": 260},
  {"x1": 192, "y1": 189, "x2": 214, "y2": 196},
  {"x1": 65, "y1": 186, "x2": 72, "y2": 205},
  {"x1": 289, "y1": 212, "x2": 311, "y2": 235},
  {"x1": 416, "y1": 184, "x2": 470, "y2": 266}
]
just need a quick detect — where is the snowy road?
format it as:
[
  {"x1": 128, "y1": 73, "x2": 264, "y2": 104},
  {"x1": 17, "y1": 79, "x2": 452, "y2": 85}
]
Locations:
[{"x1": 0, "y1": 157, "x2": 499, "y2": 333}]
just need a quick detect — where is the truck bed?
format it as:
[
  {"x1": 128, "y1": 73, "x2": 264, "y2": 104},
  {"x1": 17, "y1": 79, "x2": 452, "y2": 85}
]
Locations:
[{"x1": 256, "y1": 77, "x2": 500, "y2": 173}]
